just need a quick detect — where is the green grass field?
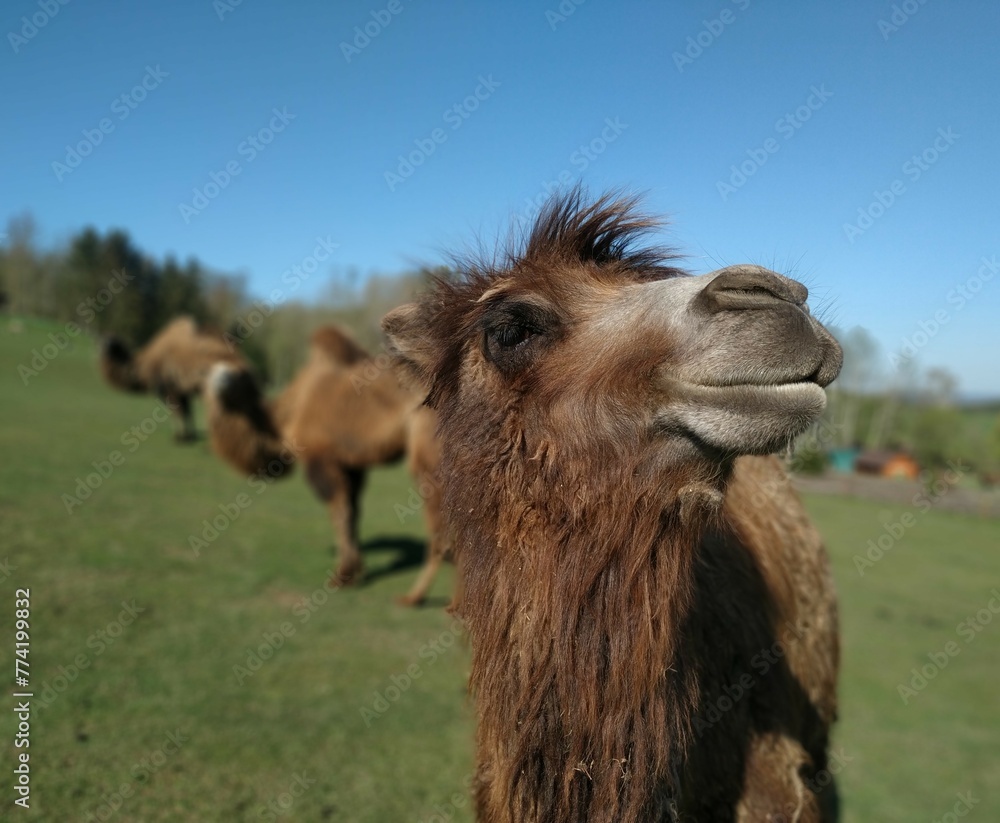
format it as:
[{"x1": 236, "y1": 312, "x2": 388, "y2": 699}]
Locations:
[{"x1": 1, "y1": 318, "x2": 997, "y2": 822}]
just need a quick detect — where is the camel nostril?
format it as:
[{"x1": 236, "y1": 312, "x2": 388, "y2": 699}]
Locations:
[{"x1": 701, "y1": 266, "x2": 808, "y2": 312}]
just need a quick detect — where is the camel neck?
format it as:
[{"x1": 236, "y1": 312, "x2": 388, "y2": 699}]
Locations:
[{"x1": 453, "y1": 453, "x2": 722, "y2": 823}]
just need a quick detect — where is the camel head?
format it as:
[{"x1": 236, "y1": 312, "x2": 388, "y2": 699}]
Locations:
[
  {"x1": 206, "y1": 361, "x2": 264, "y2": 414},
  {"x1": 99, "y1": 335, "x2": 147, "y2": 392},
  {"x1": 203, "y1": 362, "x2": 294, "y2": 480},
  {"x1": 384, "y1": 190, "x2": 842, "y2": 475}
]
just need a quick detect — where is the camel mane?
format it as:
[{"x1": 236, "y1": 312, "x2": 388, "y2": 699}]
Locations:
[{"x1": 204, "y1": 364, "x2": 292, "y2": 480}]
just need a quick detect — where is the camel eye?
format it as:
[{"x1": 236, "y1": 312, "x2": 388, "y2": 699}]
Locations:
[
  {"x1": 485, "y1": 323, "x2": 539, "y2": 373},
  {"x1": 482, "y1": 301, "x2": 558, "y2": 373},
  {"x1": 491, "y1": 324, "x2": 534, "y2": 349}
]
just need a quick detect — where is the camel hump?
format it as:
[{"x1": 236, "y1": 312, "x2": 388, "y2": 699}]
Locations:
[
  {"x1": 152, "y1": 315, "x2": 238, "y2": 355},
  {"x1": 309, "y1": 326, "x2": 370, "y2": 366},
  {"x1": 159, "y1": 315, "x2": 199, "y2": 339},
  {"x1": 136, "y1": 315, "x2": 202, "y2": 364}
]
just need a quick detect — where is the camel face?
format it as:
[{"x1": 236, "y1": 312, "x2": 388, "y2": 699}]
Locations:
[{"x1": 388, "y1": 243, "x2": 841, "y2": 469}]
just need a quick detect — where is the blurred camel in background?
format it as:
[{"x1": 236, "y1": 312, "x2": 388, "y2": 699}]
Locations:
[
  {"x1": 100, "y1": 315, "x2": 246, "y2": 442},
  {"x1": 204, "y1": 325, "x2": 449, "y2": 606}
]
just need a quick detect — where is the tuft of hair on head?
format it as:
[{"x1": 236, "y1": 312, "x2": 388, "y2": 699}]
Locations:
[
  {"x1": 206, "y1": 361, "x2": 237, "y2": 398},
  {"x1": 511, "y1": 186, "x2": 685, "y2": 277}
]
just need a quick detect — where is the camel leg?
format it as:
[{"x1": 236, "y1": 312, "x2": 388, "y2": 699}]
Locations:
[
  {"x1": 168, "y1": 393, "x2": 196, "y2": 442},
  {"x1": 397, "y1": 470, "x2": 449, "y2": 607},
  {"x1": 397, "y1": 549, "x2": 443, "y2": 607},
  {"x1": 306, "y1": 458, "x2": 367, "y2": 587},
  {"x1": 332, "y1": 468, "x2": 367, "y2": 585}
]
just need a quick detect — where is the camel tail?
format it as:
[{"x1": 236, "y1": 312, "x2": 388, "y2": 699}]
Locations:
[{"x1": 203, "y1": 363, "x2": 295, "y2": 480}]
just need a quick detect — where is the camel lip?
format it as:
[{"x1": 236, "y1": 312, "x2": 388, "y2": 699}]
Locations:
[
  {"x1": 739, "y1": 381, "x2": 828, "y2": 400},
  {"x1": 654, "y1": 380, "x2": 828, "y2": 453},
  {"x1": 678, "y1": 377, "x2": 826, "y2": 395},
  {"x1": 660, "y1": 379, "x2": 829, "y2": 418},
  {"x1": 682, "y1": 382, "x2": 829, "y2": 412}
]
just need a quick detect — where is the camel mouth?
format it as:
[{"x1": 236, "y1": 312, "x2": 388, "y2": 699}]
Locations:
[
  {"x1": 656, "y1": 378, "x2": 828, "y2": 456},
  {"x1": 732, "y1": 380, "x2": 828, "y2": 410},
  {"x1": 681, "y1": 343, "x2": 839, "y2": 392},
  {"x1": 695, "y1": 375, "x2": 820, "y2": 389},
  {"x1": 680, "y1": 379, "x2": 827, "y2": 406}
]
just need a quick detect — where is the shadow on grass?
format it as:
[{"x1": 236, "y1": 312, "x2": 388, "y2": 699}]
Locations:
[
  {"x1": 327, "y1": 536, "x2": 452, "y2": 606},
  {"x1": 358, "y1": 535, "x2": 427, "y2": 583}
]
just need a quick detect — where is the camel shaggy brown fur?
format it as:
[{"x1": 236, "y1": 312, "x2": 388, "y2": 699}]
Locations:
[
  {"x1": 100, "y1": 315, "x2": 246, "y2": 441},
  {"x1": 204, "y1": 325, "x2": 447, "y2": 605},
  {"x1": 384, "y1": 191, "x2": 844, "y2": 821}
]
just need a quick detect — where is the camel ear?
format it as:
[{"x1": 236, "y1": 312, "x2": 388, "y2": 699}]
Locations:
[{"x1": 382, "y1": 303, "x2": 436, "y2": 387}]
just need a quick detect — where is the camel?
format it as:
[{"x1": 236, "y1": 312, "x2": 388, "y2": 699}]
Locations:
[
  {"x1": 100, "y1": 315, "x2": 246, "y2": 442},
  {"x1": 383, "y1": 190, "x2": 844, "y2": 822},
  {"x1": 203, "y1": 324, "x2": 448, "y2": 605}
]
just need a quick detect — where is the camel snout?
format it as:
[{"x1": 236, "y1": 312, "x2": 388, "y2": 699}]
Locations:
[
  {"x1": 809, "y1": 320, "x2": 844, "y2": 388},
  {"x1": 700, "y1": 266, "x2": 808, "y2": 312}
]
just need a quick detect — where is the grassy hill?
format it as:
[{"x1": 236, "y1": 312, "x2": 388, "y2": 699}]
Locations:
[{"x1": 1, "y1": 318, "x2": 998, "y2": 821}]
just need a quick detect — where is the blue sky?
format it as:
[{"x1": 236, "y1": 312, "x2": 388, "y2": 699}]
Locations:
[{"x1": 3, "y1": 0, "x2": 998, "y2": 396}]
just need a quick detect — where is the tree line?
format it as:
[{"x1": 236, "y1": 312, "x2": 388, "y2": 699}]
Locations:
[
  {"x1": 0, "y1": 212, "x2": 433, "y2": 385},
  {"x1": 1, "y1": 213, "x2": 235, "y2": 346}
]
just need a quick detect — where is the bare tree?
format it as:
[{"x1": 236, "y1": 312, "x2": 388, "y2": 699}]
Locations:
[
  {"x1": 868, "y1": 356, "x2": 920, "y2": 449},
  {"x1": 828, "y1": 325, "x2": 881, "y2": 446},
  {"x1": 3, "y1": 213, "x2": 40, "y2": 316}
]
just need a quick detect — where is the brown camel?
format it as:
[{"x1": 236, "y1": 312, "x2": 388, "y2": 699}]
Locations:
[
  {"x1": 383, "y1": 190, "x2": 844, "y2": 822},
  {"x1": 100, "y1": 315, "x2": 246, "y2": 442},
  {"x1": 204, "y1": 324, "x2": 448, "y2": 605}
]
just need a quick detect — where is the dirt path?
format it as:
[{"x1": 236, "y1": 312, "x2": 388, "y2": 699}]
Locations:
[{"x1": 792, "y1": 472, "x2": 1000, "y2": 519}]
